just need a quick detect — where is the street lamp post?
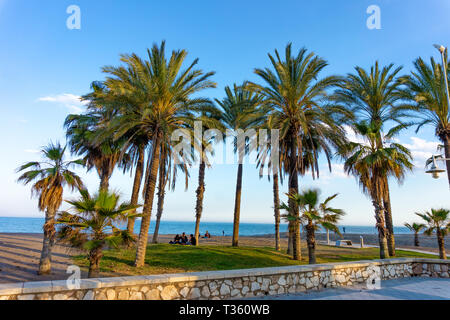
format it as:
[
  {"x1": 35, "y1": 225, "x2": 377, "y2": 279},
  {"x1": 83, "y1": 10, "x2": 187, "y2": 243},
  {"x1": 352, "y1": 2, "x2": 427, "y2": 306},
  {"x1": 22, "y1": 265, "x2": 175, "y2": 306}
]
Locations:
[
  {"x1": 431, "y1": 45, "x2": 450, "y2": 189},
  {"x1": 433, "y1": 44, "x2": 450, "y2": 109}
]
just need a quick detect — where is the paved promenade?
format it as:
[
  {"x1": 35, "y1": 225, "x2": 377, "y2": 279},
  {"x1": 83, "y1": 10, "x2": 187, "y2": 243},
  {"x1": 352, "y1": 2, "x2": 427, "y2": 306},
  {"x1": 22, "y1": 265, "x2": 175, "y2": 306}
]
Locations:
[{"x1": 251, "y1": 277, "x2": 450, "y2": 300}]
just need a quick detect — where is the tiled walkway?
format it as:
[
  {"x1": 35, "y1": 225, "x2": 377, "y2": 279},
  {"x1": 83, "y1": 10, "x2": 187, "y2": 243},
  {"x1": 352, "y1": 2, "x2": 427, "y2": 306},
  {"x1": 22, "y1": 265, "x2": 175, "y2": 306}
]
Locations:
[{"x1": 251, "y1": 277, "x2": 450, "y2": 300}]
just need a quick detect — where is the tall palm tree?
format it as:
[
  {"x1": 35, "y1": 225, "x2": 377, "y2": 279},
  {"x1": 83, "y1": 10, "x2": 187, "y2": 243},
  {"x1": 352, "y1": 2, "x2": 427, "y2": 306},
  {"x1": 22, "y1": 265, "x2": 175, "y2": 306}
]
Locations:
[
  {"x1": 400, "y1": 57, "x2": 450, "y2": 187},
  {"x1": 64, "y1": 88, "x2": 129, "y2": 192},
  {"x1": 404, "y1": 222, "x2": 426, "y2": 247},
  {"x1": 191, "y1": 106, "x2": 225, "y2": 245},
  {"x1": 248, "y1": 44, "x2": 344, "y2": 260},
  {"x1": 17, "y1": 142, "x2": 84, "y2": 274},
  {"x1": 333, "y1": 61, "x2": 406, "y2": 256},
  {"x1": 281, "y1": 188, "x2": 344, "y2": 264},
  {"x1": 216, "y1": 84, "x2": 265, "y2": 247},
  {"x1": 342, "y1": 121, "x2": 413, "y2": 259},
  {"x1": 256, "y1": 120, "x2": 283, "y2": 251},
  {"x1": 258, "y1": 165, "x2": 283, "y2": 251},
  {"x1": 151, "y1": 143, "x2": 190, "y2": 243},
  {"x1": 416, "y1": 208, "x2": 450, "y2": 259},
  {"x1": 56, "y1": 189, "x2": 139, "y2": 277},
  {"x1": 151, "y1": 146, "x2": 169, "y2": 244},
  {"x1": 79, "y1": 83, "x2": 148, "y2": 235},
  {"x1": 102, "y1": 41, "x2": 216, "y2": 267}
]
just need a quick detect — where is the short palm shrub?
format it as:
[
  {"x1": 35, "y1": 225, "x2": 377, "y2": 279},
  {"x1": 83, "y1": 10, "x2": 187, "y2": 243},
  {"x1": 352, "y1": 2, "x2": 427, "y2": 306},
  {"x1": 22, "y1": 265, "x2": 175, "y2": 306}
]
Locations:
[
  {"x1": 281, "y1": 188, "x2": 345, "y2": 264},
  {"x1": 56, "y1": 189, "x2": 140, "y2": 277},
  {"x1": 404, "y1": 222, "x2": 426, "y2": 247}
]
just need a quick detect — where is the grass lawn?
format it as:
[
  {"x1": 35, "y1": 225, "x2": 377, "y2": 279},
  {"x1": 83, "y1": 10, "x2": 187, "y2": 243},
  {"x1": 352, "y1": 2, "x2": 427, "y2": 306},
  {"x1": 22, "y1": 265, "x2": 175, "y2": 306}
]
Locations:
[{"x1": 73, "y1": 243, "x2": 438, "y2": 277}]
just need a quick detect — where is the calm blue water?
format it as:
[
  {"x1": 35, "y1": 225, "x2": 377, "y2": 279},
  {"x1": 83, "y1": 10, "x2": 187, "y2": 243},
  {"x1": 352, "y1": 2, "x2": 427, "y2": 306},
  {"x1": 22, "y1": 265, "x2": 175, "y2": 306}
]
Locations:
[{"x1": 0, "y1": 217, "x2": 412, "y2": 235}]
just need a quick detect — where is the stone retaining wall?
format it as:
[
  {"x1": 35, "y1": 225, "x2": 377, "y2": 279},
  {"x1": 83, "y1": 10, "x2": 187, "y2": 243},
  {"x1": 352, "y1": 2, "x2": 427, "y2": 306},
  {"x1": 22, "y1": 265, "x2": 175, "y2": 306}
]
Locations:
[{"x1": 0, "y1": 258, "x2": 448, "y2": 300}]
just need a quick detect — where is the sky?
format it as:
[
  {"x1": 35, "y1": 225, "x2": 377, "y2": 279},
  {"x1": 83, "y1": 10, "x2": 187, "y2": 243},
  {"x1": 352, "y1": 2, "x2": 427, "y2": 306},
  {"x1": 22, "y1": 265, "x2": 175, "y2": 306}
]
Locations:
[{"x1": 0, "y1": 0, "x2": 449, "y2": 226}]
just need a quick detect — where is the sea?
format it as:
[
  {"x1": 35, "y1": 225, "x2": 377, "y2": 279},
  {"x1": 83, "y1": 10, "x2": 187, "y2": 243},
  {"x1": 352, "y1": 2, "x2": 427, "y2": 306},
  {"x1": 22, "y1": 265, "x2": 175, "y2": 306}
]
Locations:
[{"x1": 0, "y1": 217, "x2": 412, "y2": 236}]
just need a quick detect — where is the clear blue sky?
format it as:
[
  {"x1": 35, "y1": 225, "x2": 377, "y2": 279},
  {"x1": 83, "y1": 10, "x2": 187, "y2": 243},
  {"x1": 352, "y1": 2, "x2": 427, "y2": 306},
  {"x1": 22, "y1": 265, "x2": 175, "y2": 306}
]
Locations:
[{"x1": 0, "y1": 0, "x2": 449, "y2": 225}]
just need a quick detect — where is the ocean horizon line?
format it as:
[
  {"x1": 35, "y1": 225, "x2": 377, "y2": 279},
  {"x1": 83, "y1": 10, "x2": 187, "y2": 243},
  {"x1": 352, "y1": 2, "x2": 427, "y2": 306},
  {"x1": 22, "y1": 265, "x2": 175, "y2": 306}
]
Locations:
[
  {"x1": 0, "y1": 217, "x2": 413, "y2": 235},
  {"x1": 0, "y1": 216, "x2": 405, "y2": 228}
]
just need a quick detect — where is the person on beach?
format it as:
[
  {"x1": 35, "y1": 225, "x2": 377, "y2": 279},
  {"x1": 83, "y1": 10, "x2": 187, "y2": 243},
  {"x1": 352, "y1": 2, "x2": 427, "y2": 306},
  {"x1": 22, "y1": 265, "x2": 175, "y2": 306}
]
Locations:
[
  {"x1": 169, "y1": 234, "x2": 181, "y2": 244},
  {"x1": 202, "y1": 231, "x2": 211, "y2": 239},
  {"x1": 180, "y1": 233, "x2": 188, "y2": 245},
  {"x1": 189, "y1": 234, "x2": 197, "y2": 246}
]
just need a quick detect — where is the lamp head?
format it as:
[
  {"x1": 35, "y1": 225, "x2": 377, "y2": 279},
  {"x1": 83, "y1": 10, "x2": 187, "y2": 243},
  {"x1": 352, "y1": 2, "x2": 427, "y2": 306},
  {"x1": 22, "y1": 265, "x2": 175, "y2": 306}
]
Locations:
[
  {"x1": 425, "y1": 161, "x2": 445, "y2": 179},
  {"x1": 433, "y1": 44, "x2": 446, "y2": 54}
]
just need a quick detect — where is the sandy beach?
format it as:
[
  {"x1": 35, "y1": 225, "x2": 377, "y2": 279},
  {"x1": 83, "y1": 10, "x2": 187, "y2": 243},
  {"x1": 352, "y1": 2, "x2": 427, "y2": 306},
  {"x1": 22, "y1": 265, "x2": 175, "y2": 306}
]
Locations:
[{"x1": 0, "y1": 232, "x2": 448, "y2": 284}]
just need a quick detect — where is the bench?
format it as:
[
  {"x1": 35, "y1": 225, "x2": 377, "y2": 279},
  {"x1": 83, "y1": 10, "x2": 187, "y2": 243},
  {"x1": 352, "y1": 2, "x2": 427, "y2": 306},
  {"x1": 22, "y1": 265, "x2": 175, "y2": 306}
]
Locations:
[{"x1": 336, "y1": 240, "x2": 353, "y2": 247}]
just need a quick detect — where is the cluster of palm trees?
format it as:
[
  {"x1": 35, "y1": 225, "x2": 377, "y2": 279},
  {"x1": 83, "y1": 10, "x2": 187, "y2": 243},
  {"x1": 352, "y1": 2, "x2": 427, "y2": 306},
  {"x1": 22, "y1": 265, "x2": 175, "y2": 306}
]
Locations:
[
  {"x1": 17, "y1": 41, "x2": 450, "y2": 275},
  {"x1": 405, "y1": 208, "x2": 450, "y2": 260}
]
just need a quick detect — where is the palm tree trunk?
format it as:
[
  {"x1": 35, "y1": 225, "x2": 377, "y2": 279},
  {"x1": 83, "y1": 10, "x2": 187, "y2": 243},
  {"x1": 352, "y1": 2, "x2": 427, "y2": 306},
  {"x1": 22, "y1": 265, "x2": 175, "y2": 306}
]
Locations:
[
  {"x1": 414, "y1": 232, "x2": 420, "y2": 247},
  {"x1": 99, "y1": 170, "x2": 110, "y2": 192},
  {"x1": 383, "y1": 179, "x2": 396, "y2": 256},
  {"x1": 194, "y1": 161, "x2": 206, "y2": 246},
  {"x1": 152, "y1": 158, "x2": 167, "y2": 244},
  {"x1": 88, "y1": 246, "x2": 103, "y2": 278},
  {"x1": 306, "y1": 222, "x2": 316, "y2": 264},
  {"x1": 287, "y1": 228, "x2": 293, "y2": 254},
  {"x1": 38, "y1": 209, "x2": 56, "y2": 275},
  {"x1": 134, "y1": 138, "x2": 161, "y2": 268},
  {"x1": 232, "y1": 156, "x2": 244, "y2": 247},
  {"x1": 127, "y1": 146, "x2": 145, "y2": 234},
  {"x1": 373, "y1": 199, "x2": 389, "y2": 259},
  {"x1": 437, "y1": 229, "x2": 447, "y2": 260},
  {"x1": 289, "y1": 137, "x2": 301, "y2": 260},
  {"x1": 273, "y1": 173, "x2": 281, "y2": 251},
  {"x1": 443, "y1": 134, "x2": 450, "y2": 189}
]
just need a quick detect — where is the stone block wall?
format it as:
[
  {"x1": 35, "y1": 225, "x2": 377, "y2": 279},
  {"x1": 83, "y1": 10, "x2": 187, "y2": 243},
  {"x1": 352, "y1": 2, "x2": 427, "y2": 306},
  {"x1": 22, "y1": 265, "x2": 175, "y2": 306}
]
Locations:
[{"x1": 0, "y1": 258, "x2": 448, "y2": 300}]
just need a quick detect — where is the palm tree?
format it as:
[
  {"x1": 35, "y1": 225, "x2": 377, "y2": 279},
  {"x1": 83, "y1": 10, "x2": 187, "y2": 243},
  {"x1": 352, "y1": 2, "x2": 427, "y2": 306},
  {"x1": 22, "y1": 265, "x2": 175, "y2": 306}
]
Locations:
[
  {"x1": 416, "y1": 209, "x2": 450, "y2": 259},
  {"x1": 64, "y1": 89, "x2": 129, "y2": 192},
  {"x1": 56, "y1": 189, "x2": 139, "y2": 277},
  {"x1": 333, "y1": 61, "x2": 406, "y2": 256},
  {"x1": 102, "y1": 41, "x2": 216, "y2": 267},
  {"x1": 216, "y1": 84, "x2": 265, "y2": 247},
  {"x1": 191, "y1": 106, "x2": 225, "y2": 245},
  {"x1": 126, "y1": 142, "x2": 146, "y2": 235},
  {"x1": 78, "y1": 82, "x2": 148, "y2": 235},
  {"x1": 151, "y1": 146, "x2": 169, "y2": 244},
  {"x1": 404, "y1": 222, "x2": 426, "y2": 247},
  {"x1": 256, "y1": 120, "x2": 283, "y2": 251},
  {"x1": 17, "y1": 142, "x2": 84, "y2": 274},
  {"x1": 151, "y1": 144, "x2": 190, "y2": 243},
  {"x1": 248, "y1": 44, "x2": 344, "y2": 260},
  {"x1": 400, "y1": 57, "x2": 450, "y2": 187},
  {"x1": 281, "y1": 188, "x2": 344, "y2": 264},
  {"x1": 341, "y1": 121, "x2": 413, "y2": 259}
]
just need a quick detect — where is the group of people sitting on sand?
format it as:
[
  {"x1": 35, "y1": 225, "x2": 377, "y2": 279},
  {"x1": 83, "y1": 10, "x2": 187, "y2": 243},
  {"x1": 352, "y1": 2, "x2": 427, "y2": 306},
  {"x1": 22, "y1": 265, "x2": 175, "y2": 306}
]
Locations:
[{"x1": 169, "y1": 231, "x2": 211, "y2": 246}]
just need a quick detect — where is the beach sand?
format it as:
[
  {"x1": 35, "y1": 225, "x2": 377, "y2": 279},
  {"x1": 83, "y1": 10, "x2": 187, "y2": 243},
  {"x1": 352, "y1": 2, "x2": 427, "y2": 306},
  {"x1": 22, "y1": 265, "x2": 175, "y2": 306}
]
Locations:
[{"x1": 0, "y1": 232, "x2": 447, "y2": 284}]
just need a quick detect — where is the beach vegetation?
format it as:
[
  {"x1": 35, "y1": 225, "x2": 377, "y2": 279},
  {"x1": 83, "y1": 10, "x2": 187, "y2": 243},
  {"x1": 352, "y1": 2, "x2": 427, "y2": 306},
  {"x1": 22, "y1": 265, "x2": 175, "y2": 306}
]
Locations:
[
  {"x1": 340, "y1": 121, "x2": 413, "y2": 259},
  {"x1": 415, "y1": 208, "x2": 450, "y2": 259},
  {"x1": 404, "y1": 222, "x2": 426, "y2": 247},
  {"x1": 56, "y1": 189, "x2": 140, "y2": 277},
  {"x1": 16, "y1": 142, "x2": 84, "y2": 274},
  {"x1": 333, "y1": 61, "x2": 408, "y2": 256},
  {"x1": 281, "y1": 188, "x2": 345, "y2": 264},
  {"x1": 247, "y1": 44, "x2": 346, "y2": 260}
]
